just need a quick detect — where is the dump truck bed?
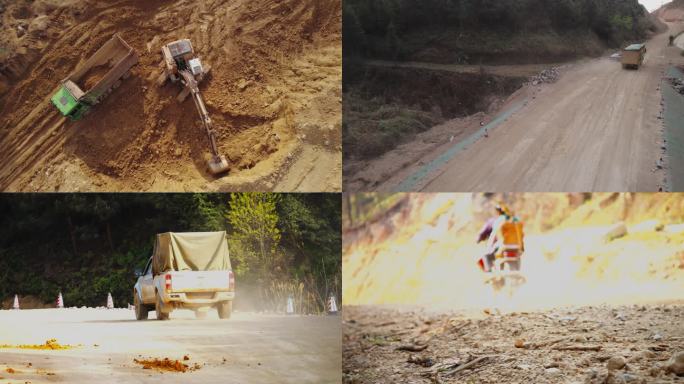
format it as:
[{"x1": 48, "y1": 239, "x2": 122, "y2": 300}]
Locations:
[{"x1": 65, "y1": 34, "x2": 137, "y2": 104}]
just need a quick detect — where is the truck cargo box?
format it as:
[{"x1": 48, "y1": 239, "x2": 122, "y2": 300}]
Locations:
[
  {"x1": 152, "y1": 231, "x2": 232, "y2": 275},
  {"x1": 621, "y1": 43, "x2": 646, "y2": 69}
]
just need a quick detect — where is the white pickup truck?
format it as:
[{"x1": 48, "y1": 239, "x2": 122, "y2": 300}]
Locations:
[{"x1": 134, "y1": 231, "x2": 235, "y2": 320}]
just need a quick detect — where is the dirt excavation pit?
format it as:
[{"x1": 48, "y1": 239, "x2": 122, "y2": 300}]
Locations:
[
  {"x1": 343, "y1": 66, "x2": 525, "y2": 160},
  {"x1": 0, "y1": 0, "x2": 341, "y2": 192},
  {"x1": 133, "y1": 357, "x2": 201, "y2": 373}
]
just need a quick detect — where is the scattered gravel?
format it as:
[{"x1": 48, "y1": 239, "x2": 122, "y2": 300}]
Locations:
[{"x1": 529, "y1": 67, "x2": 562, "y2": 85}]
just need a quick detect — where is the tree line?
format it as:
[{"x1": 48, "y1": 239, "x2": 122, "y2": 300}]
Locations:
[
  {"x1": 344, "y1": 0, "x2": 656, "y2": 59},
  {"x1": 0, "y1": 194, "x2": 340, "y2": 313}
]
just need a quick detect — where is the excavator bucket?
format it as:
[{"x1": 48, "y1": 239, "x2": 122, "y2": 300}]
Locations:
[{"x1": 208, "y1": 155, "x2": 230, "y2": 175}]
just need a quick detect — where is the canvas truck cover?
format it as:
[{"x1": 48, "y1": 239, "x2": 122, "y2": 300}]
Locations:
[{"x1": 152, "y1": 232, "x2": 231, "y2": 275}]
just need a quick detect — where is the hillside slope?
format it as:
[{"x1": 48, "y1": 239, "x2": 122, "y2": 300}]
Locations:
[
  {"x1": 344, "y1": 0, "x2": 659, "y2": 65},
  {"x1": 656, "y1": 0, "x2": 684, "y2": 21}
]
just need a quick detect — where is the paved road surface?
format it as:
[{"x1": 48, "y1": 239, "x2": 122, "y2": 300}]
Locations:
[{"x1": 0, "y1": 309, "x2": 340, "y2": 383}]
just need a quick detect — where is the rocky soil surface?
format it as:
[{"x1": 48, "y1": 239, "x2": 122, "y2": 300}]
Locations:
[{"x1": 343, "y1": 303, "x2": 684, "y2": 384}]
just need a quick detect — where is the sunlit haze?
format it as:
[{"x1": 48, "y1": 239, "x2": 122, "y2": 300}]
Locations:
[{"x1": 343, "y1": 194, "x2": 684, "y2": 311}]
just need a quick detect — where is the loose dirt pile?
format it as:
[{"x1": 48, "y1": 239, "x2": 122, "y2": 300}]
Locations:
[
  {"x1": 0, "y1": 0, "x2": 341, "y2": 192},
  {"x1": 133, "y1": 357, "x2": 201, "y2": 373},
  {"x1": 79, "y1": 63, "x2": 111, "y2": 91},
  {"x1": 528, "y1": 66, "x2": 564, "y2": 85},
  {"x1": 0, "y1": 338, "x2": 76, "y2": 350},
  {"x1": 343, "y1": 304, "x2": 684, "y2": 383}
]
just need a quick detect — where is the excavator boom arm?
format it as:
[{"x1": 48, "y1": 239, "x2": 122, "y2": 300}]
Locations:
[{"x1": 180, "y1": 70, "x2": 220, "y2": 157}]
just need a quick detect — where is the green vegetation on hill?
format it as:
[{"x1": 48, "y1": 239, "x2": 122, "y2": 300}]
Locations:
[
  {"x1": 0, "y1": 194, "x2": 341, "y2": 313},
  {"x1": 344, "y1": 0, "x2": 658, "y2": 64}
]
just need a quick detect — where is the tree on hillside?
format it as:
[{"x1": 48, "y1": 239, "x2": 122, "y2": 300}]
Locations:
[
  {"x1": 226, "y1": 193, "x2": 283, "y2": 280},
  {"x1": 343, "y1": 3, "x2": 366, "y2": 57},
  {"x1": 385, "y1": 21, "x2": 401, "y2": 59}
]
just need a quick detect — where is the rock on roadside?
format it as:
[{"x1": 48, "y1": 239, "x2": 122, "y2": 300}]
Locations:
[
  {"x1": 665, "y1": 351, "x2": 684, "y2": 376},
  {"x1": 607, "y1": 356, "x2": 626, "y2": 371}
]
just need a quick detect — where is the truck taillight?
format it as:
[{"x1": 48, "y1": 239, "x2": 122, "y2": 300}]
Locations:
[
  {"x1": 165, "y1": 273, "x2": 172, "y2": 291},
  {"x1": 228, "y1": 271, "x2": 235, "y2": 290}
]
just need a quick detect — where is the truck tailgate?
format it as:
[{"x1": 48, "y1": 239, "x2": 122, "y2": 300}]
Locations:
[{"x1": 169, "y1": 271, "x2": 231, "y2": 292}]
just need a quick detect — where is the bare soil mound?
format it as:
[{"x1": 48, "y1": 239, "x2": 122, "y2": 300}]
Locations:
[{"x1": 0, "y1": 0, "x2": 341, "y2": 191}]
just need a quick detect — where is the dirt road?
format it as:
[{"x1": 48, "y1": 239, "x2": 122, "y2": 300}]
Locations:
[
  {"x1": 344, "y1": 303, "x2": 684, "y2": 384},
  {"x1": 0, "y1": 0, "x2": 341, "y2": 192},
  {"x1": 0, "y1": 309, "x2": 341, "y2": 383},
  {"x1": 378, "y1": 25, "x2": 682, "y2": 192}
]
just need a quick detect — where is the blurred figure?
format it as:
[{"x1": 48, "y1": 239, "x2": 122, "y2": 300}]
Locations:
[
  {"x1": 476, "y1": 217, "x2": 497, "y2": 273},
  {"x1": 478, "y1": 202, "x2": 526, "y2": 299},
  {"x1": 488, "y1": 202, "x2": 524, "y2": 272}
]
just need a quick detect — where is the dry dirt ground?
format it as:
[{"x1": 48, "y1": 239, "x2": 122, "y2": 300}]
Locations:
[
  {"x1": 0, "y1": 0, "x2": 341, "y2": 192},
  {"x1": 343, "y1": 303, "x2": 684, "y2": 384},
  {"x1": 0, "y1": 308, "x2": 341, "y2": 383},
  {"x1": 348, "y1": 21, "x2": 682, "y2": 193}
]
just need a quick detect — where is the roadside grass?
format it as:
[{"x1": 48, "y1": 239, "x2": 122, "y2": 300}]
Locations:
[
  {"x1": 344, "y1": 95, "x2": 441, "y2": 159},
  {"x1": 343, "y1": 65, "x2": 525, "y2": 160}
]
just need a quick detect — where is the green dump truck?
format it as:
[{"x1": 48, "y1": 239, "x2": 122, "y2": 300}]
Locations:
[
  {"x1": 50, "y1": 34, "x2": 138, "y2": 120},
  {"x1": 621, "y1": 43, "x2": 646, "y2": 70}
]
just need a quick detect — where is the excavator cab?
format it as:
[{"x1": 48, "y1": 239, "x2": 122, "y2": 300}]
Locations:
[{"x1": 158, "y1": 39, "x2": 229, "y2": 176}]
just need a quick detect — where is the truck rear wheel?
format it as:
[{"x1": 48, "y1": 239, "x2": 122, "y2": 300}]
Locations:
[
  {"x1": 155, "y1": 293, "x2": 170, "y2": 320},
  {"x1": 217, "y1": 301, "x2": 232, "y2": 319},
  {"x1": 134, "y1": 291, "x2": 148, "y2": 320}
]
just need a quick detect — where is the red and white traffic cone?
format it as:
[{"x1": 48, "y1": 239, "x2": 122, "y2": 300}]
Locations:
[
  {"x1": 12, "y1": 294, "x2": 20, "y2": 310},
  {"x1": 56, "y1": 292, "x2": 64, "y2": 308},
  {"x1": 327, "y1": 295, "x2": 338, "y2": 315},
  {"x1": 106, "y1": 292, "x2": 114, "y2": 309}
]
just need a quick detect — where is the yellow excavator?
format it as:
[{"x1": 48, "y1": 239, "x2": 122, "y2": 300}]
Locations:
[{"x1": 157, "y1": 39, "x2": 229, "y2": 175}]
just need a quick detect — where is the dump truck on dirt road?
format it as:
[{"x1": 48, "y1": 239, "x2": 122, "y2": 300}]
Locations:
[
  {"x1": 51, "y1": 34, "x2": 138, "y2": 120},
  {"x1": 621, "y1": 43, "x2": 646, "y2": 69},
  {"x1": 134, "y1": 232, "x2": 235, "y2": 320}
]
